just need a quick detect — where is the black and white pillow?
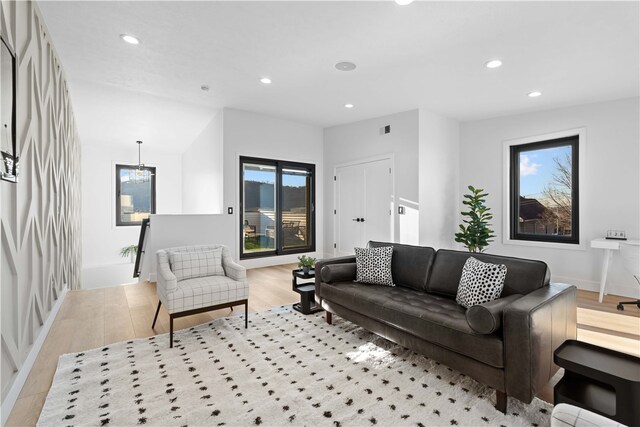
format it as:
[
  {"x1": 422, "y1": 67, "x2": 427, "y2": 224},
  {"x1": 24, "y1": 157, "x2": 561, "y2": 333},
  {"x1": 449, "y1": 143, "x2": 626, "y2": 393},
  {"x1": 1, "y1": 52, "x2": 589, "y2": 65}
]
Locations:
[
  {"x1": 456, "y1": 257, "x2": 507, "y2": 308},
  {"x1": 169, "y1": 248, "x2": 224, "y2": 282},
  {"x1": 354, "y1": 246, "x2": 394, "y2": 286}
]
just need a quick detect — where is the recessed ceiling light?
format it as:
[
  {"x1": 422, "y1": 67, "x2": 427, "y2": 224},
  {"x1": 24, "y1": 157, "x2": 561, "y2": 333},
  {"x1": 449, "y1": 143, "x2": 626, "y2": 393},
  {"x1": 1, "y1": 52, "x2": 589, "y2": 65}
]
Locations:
[
  {"x1": 260, "y1": 77, "x2": 272, "y2": 84},
  {"x1": 120, "y1": 34, "x2": 140, "y2": 45},
  {"x1": 528, "y1": 91, "x2": 542, "y2": 98},
  {"x1": 485, "y1": 59, "x2": 502, "y2": 69},
  {"x1": 344, "y1": 103, "x2": 354, "y2": 109},
  {"x1": 335, "y1": 62, "x2": 357, "y2": 72},
  {"x1": 395, "y1": 0, "x2": 415, "y2": 5}
]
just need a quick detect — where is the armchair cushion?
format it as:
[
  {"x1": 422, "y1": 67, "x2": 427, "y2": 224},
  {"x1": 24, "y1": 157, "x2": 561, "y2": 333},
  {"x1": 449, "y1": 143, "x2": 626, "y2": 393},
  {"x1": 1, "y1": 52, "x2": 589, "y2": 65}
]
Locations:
[
  {"x1": 159, "y1": 275, "x2": 250, "y2": 312},
  {"x1": 169, "y1": 248, "x2": 224, "y2": 281}
]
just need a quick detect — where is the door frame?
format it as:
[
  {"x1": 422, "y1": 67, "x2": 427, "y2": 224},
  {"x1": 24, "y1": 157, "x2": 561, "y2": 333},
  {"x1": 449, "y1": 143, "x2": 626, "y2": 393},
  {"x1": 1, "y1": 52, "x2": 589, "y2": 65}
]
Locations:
[{"x1": 332, "y1": 154, "x2": 395, "y2": 256}]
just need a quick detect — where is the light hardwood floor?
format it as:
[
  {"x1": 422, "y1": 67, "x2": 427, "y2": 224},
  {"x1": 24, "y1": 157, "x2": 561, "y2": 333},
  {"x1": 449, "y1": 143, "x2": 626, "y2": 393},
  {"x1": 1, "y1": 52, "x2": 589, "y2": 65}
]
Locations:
[{"x1": 6, "y1": 265, "x2": 639, "y2": 426}]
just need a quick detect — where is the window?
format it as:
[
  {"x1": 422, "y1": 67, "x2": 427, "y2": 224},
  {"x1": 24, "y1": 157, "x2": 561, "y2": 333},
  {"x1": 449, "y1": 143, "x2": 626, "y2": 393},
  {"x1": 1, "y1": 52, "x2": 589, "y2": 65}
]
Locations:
[
  {"x1": 509, "y1": 135, "x2": 579, "y2": 244},
  {"x1": 115, "y1": 164, "x2": 156, "y2": 226},
  {"x1": 240, "y1": 156, "x2": 315, "y2": 258}
]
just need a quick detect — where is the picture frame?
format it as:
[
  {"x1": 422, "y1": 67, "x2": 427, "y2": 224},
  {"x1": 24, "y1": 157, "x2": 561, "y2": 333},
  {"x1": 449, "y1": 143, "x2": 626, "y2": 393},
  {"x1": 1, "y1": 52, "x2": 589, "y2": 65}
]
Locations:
[{"x1": 1, "y1": 35, "x2": 18, "y2": 183}]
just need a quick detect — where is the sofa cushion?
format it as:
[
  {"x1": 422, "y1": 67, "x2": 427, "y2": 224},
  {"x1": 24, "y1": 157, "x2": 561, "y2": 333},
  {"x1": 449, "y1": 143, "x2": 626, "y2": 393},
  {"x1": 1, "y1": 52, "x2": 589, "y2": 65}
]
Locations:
[
  {"x1": 320, "y1": 263, "x2": 357, "y2": 283},
  {"x1": 368, "y1": 241, "x2": 436, "y2": 292},
  {"x1": 169, "y1": 248, "x2": 224, "y2": 281},
  {"x1": 355, "y1": 246, "x2": 394, "y2": 286},
  {"x1": 428, "y1": 249, "x2": 550, "y2": 297},
  {"x1": 317, "y1": 281, "x2": 504, "y2": 368},
  {"x1": 456, "y1": 257, "x2": 507, "y2": 308},
  {"x1": 466, "y1": 294, "x2": 522, "y2": 334}
]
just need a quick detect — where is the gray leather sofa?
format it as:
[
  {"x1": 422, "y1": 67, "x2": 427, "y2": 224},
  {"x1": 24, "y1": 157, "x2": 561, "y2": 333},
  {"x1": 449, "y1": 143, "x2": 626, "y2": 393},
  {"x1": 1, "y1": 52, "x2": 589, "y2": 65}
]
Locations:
[{"x1": 315, "y1": 241, "x2": 577, "y2": 413}]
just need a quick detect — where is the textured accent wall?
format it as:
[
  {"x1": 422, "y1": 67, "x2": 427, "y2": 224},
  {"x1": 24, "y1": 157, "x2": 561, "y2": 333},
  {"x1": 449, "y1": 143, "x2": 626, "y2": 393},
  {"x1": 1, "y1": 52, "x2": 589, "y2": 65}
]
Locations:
[{"x1": 0, "y1": 0, "x2": 81, "y2": 401}]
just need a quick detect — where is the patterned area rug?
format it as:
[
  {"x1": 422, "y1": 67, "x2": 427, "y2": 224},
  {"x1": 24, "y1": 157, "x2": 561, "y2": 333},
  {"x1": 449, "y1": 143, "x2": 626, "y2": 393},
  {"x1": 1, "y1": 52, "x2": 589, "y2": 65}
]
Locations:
[{"x1": 38, "y1": 308, "x2": 552, "y2": 426}]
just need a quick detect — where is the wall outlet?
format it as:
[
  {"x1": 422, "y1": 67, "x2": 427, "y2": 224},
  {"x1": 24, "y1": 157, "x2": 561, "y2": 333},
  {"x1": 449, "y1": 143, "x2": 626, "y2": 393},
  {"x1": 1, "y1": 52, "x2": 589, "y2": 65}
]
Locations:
[
  {"x1": 227, "y1": 207, "x2": 233, "y2": 214},
  {"x1": 606, "y1": 229, "x2": 626, "y2": 240}
]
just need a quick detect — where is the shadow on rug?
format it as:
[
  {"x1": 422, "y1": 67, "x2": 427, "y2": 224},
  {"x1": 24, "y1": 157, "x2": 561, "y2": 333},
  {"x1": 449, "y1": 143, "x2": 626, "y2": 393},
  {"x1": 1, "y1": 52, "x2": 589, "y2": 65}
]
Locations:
[{"x1": 38, "y1": 307, "x2": 551, "y2": 426}]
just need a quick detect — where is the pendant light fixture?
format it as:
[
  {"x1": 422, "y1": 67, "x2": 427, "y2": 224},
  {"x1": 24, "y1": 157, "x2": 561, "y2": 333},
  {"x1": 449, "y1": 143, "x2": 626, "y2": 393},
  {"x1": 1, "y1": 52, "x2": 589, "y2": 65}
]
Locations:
[{"x1": 131, "y1": 140, "x2": 152, "y2": 183}]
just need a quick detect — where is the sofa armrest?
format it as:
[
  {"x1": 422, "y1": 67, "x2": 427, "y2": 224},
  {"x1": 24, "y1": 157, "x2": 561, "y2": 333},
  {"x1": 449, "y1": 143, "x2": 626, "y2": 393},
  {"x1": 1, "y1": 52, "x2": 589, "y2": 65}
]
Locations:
[
  {"x1": 157, "y1": 250, "x2": 178, "y2": 293},
  {"x1": 222, "y1": 256, "x2": 247, "y2": 284},
  {"x1": 320, "y1": 263, "x2": 357, "y2": 284},
  {"x1": 466, "y1": 294, "x2": 522, "y2": 334},
  {"x1": 315, "y1": 256, "x2": 357, "y2": 286},
  {"x1": 504, "y1": 283, "x2": 577, "y2": 403}
]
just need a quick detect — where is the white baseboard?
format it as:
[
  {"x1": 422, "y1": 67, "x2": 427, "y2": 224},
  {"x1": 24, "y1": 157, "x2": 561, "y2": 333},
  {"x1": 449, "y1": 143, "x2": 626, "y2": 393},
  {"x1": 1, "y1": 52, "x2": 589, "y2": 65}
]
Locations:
[
  {"x1": 553, "y1": 275, "x2": 640, "y2": 299},
  {"x1": 1, "y1": 287, "x2": 68, "y2": 425}
]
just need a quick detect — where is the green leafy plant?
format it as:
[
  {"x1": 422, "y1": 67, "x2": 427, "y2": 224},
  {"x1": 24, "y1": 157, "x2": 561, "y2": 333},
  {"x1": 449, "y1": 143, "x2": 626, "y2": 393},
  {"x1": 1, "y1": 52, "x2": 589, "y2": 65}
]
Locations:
[
  {"x1": 297, "y1": 255, "x2": 317, "y2": 269},
  {"x1": 454, "y1": 185, "x2": 495, "y2": 253},
  {"x1": 120, "y1": 244, "x2": 138, "y2": 258}
]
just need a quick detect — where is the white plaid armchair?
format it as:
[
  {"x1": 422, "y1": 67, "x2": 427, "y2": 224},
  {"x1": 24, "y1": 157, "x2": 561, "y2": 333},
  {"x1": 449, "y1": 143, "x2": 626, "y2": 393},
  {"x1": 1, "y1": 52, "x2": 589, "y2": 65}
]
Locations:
[{"x1": 152, "y1": 244, "x2": 249, "y2": 347}]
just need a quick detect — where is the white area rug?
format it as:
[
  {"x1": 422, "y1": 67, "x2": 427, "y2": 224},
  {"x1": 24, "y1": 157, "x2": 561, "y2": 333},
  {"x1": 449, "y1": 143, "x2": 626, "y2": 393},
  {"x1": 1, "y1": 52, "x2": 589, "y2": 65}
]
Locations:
[{"x1": 38, "y1": 308, "x2": 552, "y2": 426}]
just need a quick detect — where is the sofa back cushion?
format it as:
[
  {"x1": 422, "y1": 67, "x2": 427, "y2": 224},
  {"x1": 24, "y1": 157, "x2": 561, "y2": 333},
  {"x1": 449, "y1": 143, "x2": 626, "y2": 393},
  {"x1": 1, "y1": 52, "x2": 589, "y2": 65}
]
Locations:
[
  {"x1": 169, "y1": 248, "x2": 225, "y2": 281},
  {"x1": 428, "y1": 249, "x2": 550, "y2": 297},
  {"x1": 368, "y1": 241, "x2": 436, "y2": 292}
]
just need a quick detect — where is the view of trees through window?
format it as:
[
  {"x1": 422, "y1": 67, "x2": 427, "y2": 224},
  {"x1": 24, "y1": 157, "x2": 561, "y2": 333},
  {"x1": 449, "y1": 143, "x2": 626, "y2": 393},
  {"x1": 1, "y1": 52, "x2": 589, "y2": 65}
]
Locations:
[
  {"x1": 241, "y1": 158, "x2": 314, "y2": 258},
  {"x1": 116, "y1": 164, "x2": 156, "y2": 226},
  {"x1": 511, "y1": 135, "x2": 578, "y2": 243}
]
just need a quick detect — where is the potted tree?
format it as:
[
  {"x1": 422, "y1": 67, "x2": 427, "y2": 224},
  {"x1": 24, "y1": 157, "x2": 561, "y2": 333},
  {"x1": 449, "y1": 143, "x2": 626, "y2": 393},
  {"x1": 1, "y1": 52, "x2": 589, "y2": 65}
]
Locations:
[{"x1": 454, "y1": 185, "x2": 495, "y2": 253}]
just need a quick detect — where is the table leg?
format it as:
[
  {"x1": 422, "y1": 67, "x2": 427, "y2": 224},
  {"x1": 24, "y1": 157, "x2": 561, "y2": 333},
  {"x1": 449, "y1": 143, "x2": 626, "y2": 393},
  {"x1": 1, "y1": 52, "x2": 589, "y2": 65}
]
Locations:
[{"x1": 598, "y1": 249, "x2": 612, "y2": 303}]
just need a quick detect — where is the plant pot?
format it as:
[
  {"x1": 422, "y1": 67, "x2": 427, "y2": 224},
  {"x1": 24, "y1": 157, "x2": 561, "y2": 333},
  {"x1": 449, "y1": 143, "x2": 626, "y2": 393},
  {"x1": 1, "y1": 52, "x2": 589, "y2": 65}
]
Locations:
[{"x1": 302, "y1": 266, "x2": 310, "y2": 275}]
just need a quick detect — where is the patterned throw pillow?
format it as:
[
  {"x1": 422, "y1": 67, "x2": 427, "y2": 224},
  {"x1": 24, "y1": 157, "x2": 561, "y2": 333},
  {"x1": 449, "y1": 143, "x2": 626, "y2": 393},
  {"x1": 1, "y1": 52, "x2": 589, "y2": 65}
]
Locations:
[
  {"x1": 456, "y1": 257, "x2": 507, "y2": 308},
  {"x1": 169, "y1": 248, "x2": 224, "y2": 282},
  {"x1": 354, "y1": 246, "x2": 394, "y2": 286}
]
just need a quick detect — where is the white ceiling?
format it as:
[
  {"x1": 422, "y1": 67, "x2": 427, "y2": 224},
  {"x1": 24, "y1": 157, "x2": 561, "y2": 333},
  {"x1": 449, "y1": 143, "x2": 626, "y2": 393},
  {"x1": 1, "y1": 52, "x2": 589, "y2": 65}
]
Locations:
[{"x1": 37, "y1": 1, "x2": 639, "y2": 153}]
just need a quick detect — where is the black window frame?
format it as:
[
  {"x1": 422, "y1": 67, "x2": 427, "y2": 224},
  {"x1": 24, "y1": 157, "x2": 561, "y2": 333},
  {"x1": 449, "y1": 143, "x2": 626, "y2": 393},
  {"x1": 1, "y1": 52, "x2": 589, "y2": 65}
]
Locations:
[
  {"x1": 239, "y1": 156, "x2": 316, "y2": 259},
  {"x1": 115, "y1": 164, "x2": 157, "y2": 227},
  {"x1": 510, "y1": 135, "x2": 579, "y2": 244}
]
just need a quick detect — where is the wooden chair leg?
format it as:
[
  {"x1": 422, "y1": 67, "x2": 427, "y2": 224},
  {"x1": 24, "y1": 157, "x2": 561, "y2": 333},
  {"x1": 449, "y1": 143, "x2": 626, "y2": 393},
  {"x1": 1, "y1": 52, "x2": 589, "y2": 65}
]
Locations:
[
  {"x1": 326, "y1": 312, "x2": 332, "y2": 325},
  {"x1": 152, "y1": 301, "x2": 162, "y2": 329},
  {"x1": 169, "y1": 315, "x2": 174, "y2": 348},
  {"x1": 495, "y1": 390, "x2": 507, "y2": 413},
  {"x1": 244, "y1": 301, "x2": 248, "y2": 329}
]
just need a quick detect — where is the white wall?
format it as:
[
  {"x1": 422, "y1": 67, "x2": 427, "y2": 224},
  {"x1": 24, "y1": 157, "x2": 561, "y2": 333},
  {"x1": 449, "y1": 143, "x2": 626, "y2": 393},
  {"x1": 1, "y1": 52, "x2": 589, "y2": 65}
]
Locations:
[
  {"x1": 460, "y1": 97, "x2": 640, "y2": 297},
  {"x1": 222, "y1": 108, "x2": 325, "y2": 268},
  {"x1": 323, "y1": 110, "x2": 420, "y2": 255},
  {"x1": 418, "y1": 110, "x2": 460, "y2": 249},
  {"x1": 182, "y1": 111, "x2": 224, "y2": 214},
  {"x1": 140, "y1": 214, "x2": 235, "y2": 281},
  {"x1": 82, "y1": 144, "x2": 182, "y2": 288},
  {"x1": 1, "y1": 0, "x2": 81, "y2": 418}
]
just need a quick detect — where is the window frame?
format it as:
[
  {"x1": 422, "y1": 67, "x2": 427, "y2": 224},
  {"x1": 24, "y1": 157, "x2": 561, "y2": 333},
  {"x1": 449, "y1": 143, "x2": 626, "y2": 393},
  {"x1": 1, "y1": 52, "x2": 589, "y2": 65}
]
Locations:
[
  {"x1": 115, "y1": 164, "x2": 157, "y2": 227},
  {"x1": 502, "y1": 128, "x2": 586, "y2": 250},
  {"x1": 239, "y1": 156, "x2": 316, "y2": 259}
]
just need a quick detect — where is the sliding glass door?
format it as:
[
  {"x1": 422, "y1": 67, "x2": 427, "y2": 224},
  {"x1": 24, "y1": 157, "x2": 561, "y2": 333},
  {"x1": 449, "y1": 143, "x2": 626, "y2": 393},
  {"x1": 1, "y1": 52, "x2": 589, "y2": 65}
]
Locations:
[{"x1": 240, "y1": 157, "x2": 315, "y2": 259}]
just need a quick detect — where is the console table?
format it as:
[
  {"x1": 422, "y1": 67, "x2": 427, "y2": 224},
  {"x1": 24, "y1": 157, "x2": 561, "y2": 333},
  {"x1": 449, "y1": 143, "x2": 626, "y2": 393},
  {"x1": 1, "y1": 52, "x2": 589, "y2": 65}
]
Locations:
[
  {"x1": 292, "y1": 269, "x2": 323, "y2": 315},
  {"x1": 590, "y1": 238, "x2": 640, "y2": 302},
  {"x1": 554, "y1": 339, "x2": 640, "y2": 426}
]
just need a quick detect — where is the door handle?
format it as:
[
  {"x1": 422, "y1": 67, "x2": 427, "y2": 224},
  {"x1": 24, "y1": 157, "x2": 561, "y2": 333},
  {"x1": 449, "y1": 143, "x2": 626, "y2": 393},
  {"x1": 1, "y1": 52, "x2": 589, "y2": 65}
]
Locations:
[
  {"x1": 360, "y1": 218, "x2": 365, "y2": 222},
  {"x1": 352, "y1": 218, "x2": 360, "y2": 222}
]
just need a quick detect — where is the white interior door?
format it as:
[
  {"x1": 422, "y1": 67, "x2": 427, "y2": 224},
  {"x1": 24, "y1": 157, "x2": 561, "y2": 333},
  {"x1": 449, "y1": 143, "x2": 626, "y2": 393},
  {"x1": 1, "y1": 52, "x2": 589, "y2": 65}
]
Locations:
[
  {"x1": 364, "y1": 159, "x2": 393, "y2": 243},
  {"x1": 334, "y1": 158, "x2": 393, "y2": 256},
  {"x1": 335, "y1": 164, "x2": 365, "y2": 256}
]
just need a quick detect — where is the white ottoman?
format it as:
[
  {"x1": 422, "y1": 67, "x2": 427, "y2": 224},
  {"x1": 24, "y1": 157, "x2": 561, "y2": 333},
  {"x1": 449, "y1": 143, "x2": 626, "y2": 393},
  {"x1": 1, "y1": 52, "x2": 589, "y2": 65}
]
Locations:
[{"x1": 551, "y1": 404, "x2": 626, "y2": 427}]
